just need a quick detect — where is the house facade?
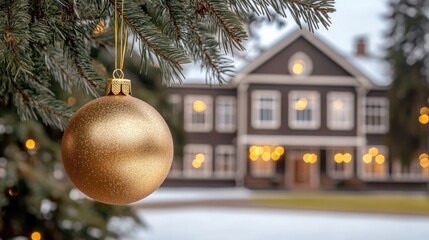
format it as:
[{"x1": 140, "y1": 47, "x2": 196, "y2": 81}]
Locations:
[{"x1": 164, "y1": 30, "x2": 429, "y2": 190}]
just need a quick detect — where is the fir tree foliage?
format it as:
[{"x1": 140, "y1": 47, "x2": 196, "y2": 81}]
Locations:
[
  {"x1": 386, "y1": 0, "x2": 429, "y2": 165},
  {"x1": 0, "y1": 0, "x2": 334, "y2": 129}
]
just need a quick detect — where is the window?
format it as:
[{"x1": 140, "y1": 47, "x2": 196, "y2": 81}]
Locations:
[
  {"x1": 168, "y1": 157, "x2": 183, "y2": 177},
  {"x1": 214, "y1": 145, "x2": 236, "y2": 178},
  {"x1": 183, "y1": 144, "x2": 212, "y2": 178},
  {"x1": 288, "y1": 52, "x2": 313, "y2": 76},
  {"x1": 184, "y1": 95, "x2": 213, "y2": 132},
  {"x1": 326, "y1": 148, "x2": 354, "y2": 179},
  {"x1": 289, "y1": 91, "x2": 320, "y2": 129},
  {"x1": 359, "y1": 146, "x2": 388, "y2": 180},
  {"x1": 365, "y1": 97, "x2": 389, "y2": 133},
  {"x1": 251, "y1": 91, "x2": 281, "y2": 129},
  {"x1": 166, "y1": 94, "x2": 182, "y2": 119},
  {"x1": 327, "y1": 92, "x2": 354, "y2": 130},
  {"x1": 392, "y1": 154, "x2": 429, "y2": 180},
  {"x1": 216, "y1": 96, "x2": 236, "y2": 132}
]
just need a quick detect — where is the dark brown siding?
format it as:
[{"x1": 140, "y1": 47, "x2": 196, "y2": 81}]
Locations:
[
  {"x1": 247, "y1": 84, "x2": 358, "y2": 137},
  {"x1": 252, "y1": 37, "x2": 352, "y2": 76}
]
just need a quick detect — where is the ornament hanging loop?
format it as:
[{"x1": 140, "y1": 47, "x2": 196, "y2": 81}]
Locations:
[{"x1": 113, "y1": 69, "x2": 124, "y2": 79}]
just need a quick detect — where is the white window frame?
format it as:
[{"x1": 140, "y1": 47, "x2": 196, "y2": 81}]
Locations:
[
  {"x1": 288, "y1": 51, "x2": 313, "y2": 77},
  {"x1": 168, "y1": 156, "x2": 183, "y2": 178},
  {"x1": 215, "y1": 96, "x2": 236, "y2": 133},
  {"x1": 167, "y1": 94, "x2": 182, "y2": 118},
  {"x1": 288, "y1": 90, "x2": 321, "y2": 129},
  {"x1": 365, "y1": 97, "x2": 389, "y2": 133},
  {"x1": 327, "y1": 92, "x2": 355, "y2": 130},
  {"x1": 358, "y1": 145, "x2": 389, "y2": 180},
  {"x1": 326, "y1": 148, "x2": 354, "y2": 179},
  {"x1": 251, "y1": 90, "x2": 281, "y2": 129},
  {"x1": 392, "y1": 159, "x2": 429, "y2": 181},
  {"x1": 184, "y1": 95, "x2": 213, "y2": 132},
  {"x1": 183, "y1": 144, "x2": 213, "y2": 178},
  {"x1": 214, "y1": 145, "x2": 236, "y2": 178}
]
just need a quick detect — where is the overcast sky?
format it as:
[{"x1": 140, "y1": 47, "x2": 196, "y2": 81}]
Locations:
[{"x1": 257, "y1": 0, "x2": 391, "y2": 57}]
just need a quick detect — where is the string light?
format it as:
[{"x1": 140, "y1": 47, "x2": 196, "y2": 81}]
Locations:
[{"x1": 25, "y1": 139, "x2": 36, "y2": 150}]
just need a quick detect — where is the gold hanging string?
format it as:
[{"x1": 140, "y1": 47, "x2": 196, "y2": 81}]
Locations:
[{"x1": 113, "y1": 0, "x2": 126, "y2": 79}]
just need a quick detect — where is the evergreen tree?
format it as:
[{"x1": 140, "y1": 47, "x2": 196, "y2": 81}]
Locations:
[
  {"x1": 0, "y1": 0, "x2": 335, "y2": 129},
  {"x1": 0, "y1": 0, "x2": 335, "y2": 239},
  {"x1": 386, "y1": 0, "x2": 429, "y2": 165}
]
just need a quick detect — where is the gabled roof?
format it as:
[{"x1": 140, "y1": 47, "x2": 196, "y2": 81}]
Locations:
[{"x1": 231, "y1": 29, "x2": 377, "y2": 88}]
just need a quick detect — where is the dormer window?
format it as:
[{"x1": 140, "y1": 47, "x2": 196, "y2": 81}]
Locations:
[{"x1": 288, "y1": 52, "x2": 312, "y2": 76}]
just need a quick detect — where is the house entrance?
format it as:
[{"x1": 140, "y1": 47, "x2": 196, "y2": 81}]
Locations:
[{"x1": 286, "y1": 149, "x2": 320, "y2": 189}]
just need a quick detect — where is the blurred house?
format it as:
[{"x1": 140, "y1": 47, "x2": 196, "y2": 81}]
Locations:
[{"x1": 164, "y1": 30, "x2": 429, "y2": 190}]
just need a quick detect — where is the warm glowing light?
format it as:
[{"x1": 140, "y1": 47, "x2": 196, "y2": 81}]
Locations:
[
  {"x1": 375, "y1": 154, "x2": 385, "y2": 164},
  {"x1": 31, "y1": 231, "x2": 42, "y2": 240},
  {"x1": 420, "y1": 158, "x2": 429, "y2": 168},
  {"x1": 263, "y1": 146, "x2": 271, "y2": 153},
  {"x1": 332, "y1": 99, "x2": 344, "y2": 110},
  {"x1": 25, "y1": 139, "x2": 36, "y2": 150},
  {"x1": 343, "y1": 153, "x2": 352, "y2": 163},
  {"x1": 8, "y1": 187, "x2": 19, "y2": 196},
  {"x1": 368, "y1": 147, "x2": 379, "y2": 157},
  {"x1": 192, "y1": 159, "x2": 202, "y2": 168},
  {"x1": 419, "y1": 114, "x2": 429, "y2": 124},
  {"x1": 295, "y1": 98, "x2": 308, "y2": 110},
  {"x1": 271, "y1": 152, "x2": 280, "y2": 161},
  {"x1": 249, "y1": 153, "x2": 259, "y2": 161},
  {"x1": 362, "y1": 154, "x2": 372, "y2": 164},
  {"x1": 419, "y1": 153, "x2": 429, "y2": 160},
  {"x1": 262, "y1": 152, "x2": 271, "y2": 161},
  {"x1": 303, "y1": 153, "x2": 310, "y2": 163},
  {"x1": 334, "y1": 153, "x2": 343, "y2": 163},
  {"x1": 195, "y1": 153, "x2": 205, "y2": 162},
  {"x1": 67, "y1": 97, "x2": 76, "y2": 106},
  {"x1": 94, "y1": 21, "x2": 107, "y2": 35},
  {"x1": 274, "y1": 146, "x2": 284, "y2": 155},
  {"x1": 193, "y1": 100, "x2": 207, "y2": 112},
  {"x1": 308, "y1": 154, "x2": 318, "y2": 164},
  {"x1": 249, "y1": 145, "x2": 257, "y2": 154},
  {"x1": 255, "y1": 146, "x2": 264, "y2": 155},
  {"x1": 420, "y1": 107, "x2": 429, "y2": 115},
  {"x1": 292, "y1": 59, "x2": 305, "y2": 75}
]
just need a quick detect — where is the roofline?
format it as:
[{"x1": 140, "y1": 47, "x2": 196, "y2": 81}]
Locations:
[{"x1": 231, "y1": 29, "x2": 375, "y2": 88}]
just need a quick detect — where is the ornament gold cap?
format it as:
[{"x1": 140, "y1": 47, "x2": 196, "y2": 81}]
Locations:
[{"x1": 105, "y1": 78, "x2": 132, "y2": 96}]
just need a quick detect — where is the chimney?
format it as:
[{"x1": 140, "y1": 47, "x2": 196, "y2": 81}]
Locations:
[{"x1": 355, "y1": 37, "x2": 367, "y2": 56}]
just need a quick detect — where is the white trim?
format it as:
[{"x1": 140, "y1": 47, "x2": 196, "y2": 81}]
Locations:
[
  {"x1": 288, "y1": 90, "x2": 320, "y2": 130},
  {"x1": 392, "y1": 160, "x2": 429, "y2": 181},
  {"x1": 327, "y1": 91, "x2": 355, "y2": 130},
  {"x1": 231, "y1": 29, "x2": 374, "y2": 88},
  {"x1": 326, "y1": 148, "x2": 354, "y2": 179},
  {"x1": 183, "y1": 144, "x2": 213, "y2": 178},
  {"x1": 365, "y1": 97, "x2": 389, "y2": 134},
  {"x1": 288, "y1": 51, "x2": 313, "y2": 77},
  {"x1": 242, "y1": 75, "x2": 361, "y2": 86},
  {"x1": 240, "y1": 135, "x2": 365, "y2": 147},
  {"x1": 184, "y1": 95, "x2": 213, "y2": 132},
  {"x1": 215, "y1": 96, "x2": 237, "y2": 133},
  {"x1": 214, "y1": 145, "x2": 236, "y2": 178},
  {"x1": 358, "y1": 145, "x2": 389, "y2": 181},
  {"x1": 251, "y1": 90, "x2": 281, "y2": 129},
  {"x1": 236, "y1": 83, "x2": 249, "y2": 186}
]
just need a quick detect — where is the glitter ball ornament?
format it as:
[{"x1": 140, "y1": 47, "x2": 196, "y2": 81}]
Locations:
[{"x1": 61, "y1": 78, "x2": 173, "y2": 205}]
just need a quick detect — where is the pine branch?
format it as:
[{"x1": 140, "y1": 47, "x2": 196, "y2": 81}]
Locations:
[
  {"x1": 184, "y1": 8, "x2": 235, "y2": 84},
  {"x1": 114, "y1": 0, "x2": 190, "y2": 82},
  {"x1": 229, "y1": 0, "x2": 335, "y2": 32},
  {"x1": 198, "y1": 0, "x2": 247, "y2": 53},
  {"x1": 11, "y1": 81, "x2": 73, "y2": 130}
]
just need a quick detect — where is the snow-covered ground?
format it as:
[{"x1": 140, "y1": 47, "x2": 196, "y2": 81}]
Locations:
[{"x1": 123, "y1": 188, "x2": 429, "y2": 240}]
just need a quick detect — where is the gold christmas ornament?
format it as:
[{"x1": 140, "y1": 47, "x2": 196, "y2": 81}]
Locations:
[{"x1": 61, "y1": 78, "x2": 173, "y2": 205}]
